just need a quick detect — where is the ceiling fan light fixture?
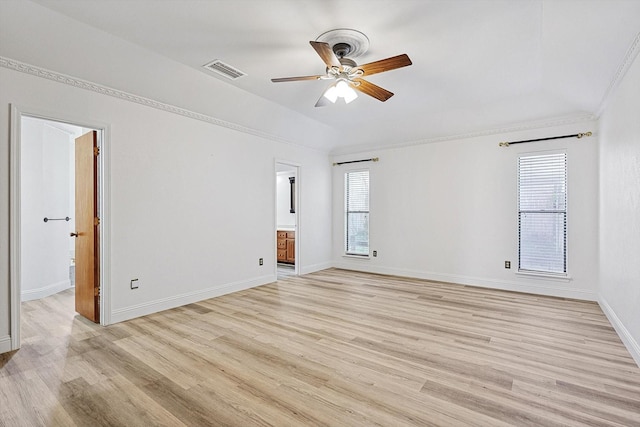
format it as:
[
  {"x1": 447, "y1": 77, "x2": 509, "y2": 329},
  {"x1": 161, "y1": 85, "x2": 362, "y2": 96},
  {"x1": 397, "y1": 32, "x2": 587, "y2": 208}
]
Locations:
[
  {"x1": 323, "y1": 79, "x2": 358, "y2": 104},
  {"x1": 344, "y1": 90, "x2": 358, "y2": 104},
  {"x1": 323, "y1": 85, "x2": 339, "y2": 103},
  {"x1": 337, "y1": 80, "x2": 358, "y2": 103}
]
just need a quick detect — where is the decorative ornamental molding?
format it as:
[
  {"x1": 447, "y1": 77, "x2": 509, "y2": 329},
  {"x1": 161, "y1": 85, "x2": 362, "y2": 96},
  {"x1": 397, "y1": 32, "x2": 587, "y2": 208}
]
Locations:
[
  {"x1": 0, "y1": 56, "x2": 296, "y2": 147},
  {"x1": 5, "y1": 36, "x2": 638, "y2": 158},
  {"x1": 596, "y1": 30, "x2": 640, "y2": 117}
]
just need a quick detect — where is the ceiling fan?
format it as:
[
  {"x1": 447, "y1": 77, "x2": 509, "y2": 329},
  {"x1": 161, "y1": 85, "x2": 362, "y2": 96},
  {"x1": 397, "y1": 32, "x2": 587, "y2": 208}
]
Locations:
[{"x1": 271, "y1": 30, "x2": 412, "y2": 107}]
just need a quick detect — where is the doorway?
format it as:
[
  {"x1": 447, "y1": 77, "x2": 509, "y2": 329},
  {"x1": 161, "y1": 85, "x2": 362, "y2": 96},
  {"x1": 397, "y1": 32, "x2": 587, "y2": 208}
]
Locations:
[
  {"x1": 19, "y1": 117, "x2": 84, "y2": 302},
  {"x1": 275, "y1": 162, "x2": 299, "y2": 278},
  {"x1": 9, "y1": 105, "x2": 110, "y2": 350}
]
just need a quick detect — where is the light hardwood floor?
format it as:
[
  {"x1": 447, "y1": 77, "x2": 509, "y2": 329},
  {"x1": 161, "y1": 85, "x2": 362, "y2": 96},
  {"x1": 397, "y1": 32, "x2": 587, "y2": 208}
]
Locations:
[{"x1": 1, "y1": 269, "x2": 640, "y2": 426}]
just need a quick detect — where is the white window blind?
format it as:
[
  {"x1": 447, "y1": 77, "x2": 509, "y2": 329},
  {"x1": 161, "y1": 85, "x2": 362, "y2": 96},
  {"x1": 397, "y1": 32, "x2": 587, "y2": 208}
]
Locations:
[
  {"x1": 518, "y1": 152, "x2": 567, "y2": 274},
  {"x1": 345, "y1": 170, "x2": 369, "y2": 256}
]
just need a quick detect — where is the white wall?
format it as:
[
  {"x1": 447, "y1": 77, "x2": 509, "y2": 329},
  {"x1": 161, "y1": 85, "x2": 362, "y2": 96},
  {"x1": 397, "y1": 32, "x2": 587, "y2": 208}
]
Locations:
[
  {"x1": 0, "y1": 66, "x2": 332, "y2": 329},
  {"x1": 0, "y1": 1, "x2": 333, "y2": 347},
  {"x1": 20, "y1": 117, "x2": 76, "y2": 301},
  {"x1": 598, "y1": 47, "x2": 640, "y2": 365},
  {"x1": 332, "y1": 122, "x2": 599, "y2": 300},
  {"x1": 276, "y1": 171, "x2": 296, "y2": 230}
]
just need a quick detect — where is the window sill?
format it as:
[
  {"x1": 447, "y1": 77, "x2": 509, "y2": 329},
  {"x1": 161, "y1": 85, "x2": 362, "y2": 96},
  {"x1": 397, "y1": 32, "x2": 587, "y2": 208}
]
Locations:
[
  {"x1": 516, "y1": 270, "x2": 572, "y2": 283},
  {"x1": 343, "y1": 254, "x2": 370, "y2": 260}
]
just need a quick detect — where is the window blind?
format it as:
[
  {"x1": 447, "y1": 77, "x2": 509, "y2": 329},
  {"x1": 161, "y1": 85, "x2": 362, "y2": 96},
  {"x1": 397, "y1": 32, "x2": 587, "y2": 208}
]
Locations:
[
  {"x1": 345, "y1": 170, "x2": 369, "y2": 256},
  {"x1": 518, "y1": 153, "x2": 567, "y2": 274}
]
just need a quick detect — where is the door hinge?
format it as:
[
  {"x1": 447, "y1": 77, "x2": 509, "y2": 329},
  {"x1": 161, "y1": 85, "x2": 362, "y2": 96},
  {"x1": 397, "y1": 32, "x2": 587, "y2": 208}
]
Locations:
[
  {"x1": 94, "y1": 217, "x2": 100, "y2": 226},
  {"x1": 94, "y1": 287, "x2": 100, "y2": 297},
  {"x1": 94, "y1": 147, "x2": 100, "y2": 156}
]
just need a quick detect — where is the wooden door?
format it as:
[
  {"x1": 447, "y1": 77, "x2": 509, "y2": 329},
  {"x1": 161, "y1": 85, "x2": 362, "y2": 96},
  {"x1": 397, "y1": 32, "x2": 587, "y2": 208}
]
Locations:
[{"x1": 74, "y1": 131, "x2": 100, "y2": 323}]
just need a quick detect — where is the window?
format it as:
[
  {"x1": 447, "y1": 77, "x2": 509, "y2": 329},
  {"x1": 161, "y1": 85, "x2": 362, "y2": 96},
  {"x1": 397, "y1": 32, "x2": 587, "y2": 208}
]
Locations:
[
  {"x1": 518, "y1": 152, "x2": 567, "y2": 274},
  {"x1": 345, "y1": 170, "x2": 369, "y2": 256}
]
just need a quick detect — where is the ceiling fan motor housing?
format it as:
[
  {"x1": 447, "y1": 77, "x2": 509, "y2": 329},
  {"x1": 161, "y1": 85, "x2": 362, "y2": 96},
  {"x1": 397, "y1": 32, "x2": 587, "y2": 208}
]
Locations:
[
  {"x1": 339, "y1": 57, "x2": 357, "y2": 68},
  {"x1": 333, "y1": 42, "x2": 352, "y2": 58}
]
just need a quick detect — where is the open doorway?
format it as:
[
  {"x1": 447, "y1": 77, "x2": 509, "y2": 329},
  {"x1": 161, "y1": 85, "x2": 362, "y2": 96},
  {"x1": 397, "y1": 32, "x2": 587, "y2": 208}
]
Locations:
[
  {"x1": 276, "y1": 162, "x2": 299, "y2": 278},
  {"x1": 20, "y1": 116, "x2": 101, "y2": 322},
  {"x1": 20, "y1": 117, "x2": 85, "y2": 302},
  {"x1": 9, "y1": 105, "x2": 109, "y2": 351}
]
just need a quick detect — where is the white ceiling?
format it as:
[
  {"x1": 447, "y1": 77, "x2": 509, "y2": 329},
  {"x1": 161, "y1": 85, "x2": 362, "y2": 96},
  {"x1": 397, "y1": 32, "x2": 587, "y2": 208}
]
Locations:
[{"x1": 28, "y1": 0, "x2": 640, "y2": 153}]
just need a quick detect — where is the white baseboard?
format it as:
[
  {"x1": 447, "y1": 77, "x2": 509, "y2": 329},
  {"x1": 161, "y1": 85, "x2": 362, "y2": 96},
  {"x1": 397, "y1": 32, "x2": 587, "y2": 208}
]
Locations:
[
  {"x1": 598, "y1": 295, "x2": 640, "y2": 368},
  {"x1": 21, "y1": 280, "x2": 72, "y2": 302},
  {"x1": 0, "y1": 335, "x2": 12, "y2": 354},
  {"x1": 299, "y1": 261, "x2": 333, "y2": 276},
  {"x1": 332, "y1": 261, "x2": 597, "y2": 301},
  {"x1": 110, "y1": 274, "x2": 276, "y2": 324}
]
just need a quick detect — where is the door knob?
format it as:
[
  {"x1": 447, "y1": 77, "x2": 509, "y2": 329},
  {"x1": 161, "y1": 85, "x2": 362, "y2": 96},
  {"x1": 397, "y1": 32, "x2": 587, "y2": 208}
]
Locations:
[{"x1": 70, "y1": 232, "x2": 79, "y2": 237}]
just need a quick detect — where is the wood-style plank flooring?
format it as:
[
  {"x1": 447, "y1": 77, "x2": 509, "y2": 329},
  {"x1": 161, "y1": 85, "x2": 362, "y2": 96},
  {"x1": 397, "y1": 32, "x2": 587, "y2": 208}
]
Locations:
[{"x1": 2, "y1": 268, "x2": 640, "y2": 426}]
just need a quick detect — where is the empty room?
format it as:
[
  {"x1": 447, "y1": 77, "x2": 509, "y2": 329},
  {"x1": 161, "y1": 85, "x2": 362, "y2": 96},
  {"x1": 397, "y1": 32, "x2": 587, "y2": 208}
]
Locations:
[{"x1": 1, "y1": 0, "x2": 639, "y2": 425}]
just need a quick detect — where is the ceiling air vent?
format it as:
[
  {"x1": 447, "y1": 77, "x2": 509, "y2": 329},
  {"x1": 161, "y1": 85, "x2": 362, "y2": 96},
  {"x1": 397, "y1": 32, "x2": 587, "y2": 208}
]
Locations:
[{"x1": 202, "y1": 59, "x2": 246, "y2": 80}]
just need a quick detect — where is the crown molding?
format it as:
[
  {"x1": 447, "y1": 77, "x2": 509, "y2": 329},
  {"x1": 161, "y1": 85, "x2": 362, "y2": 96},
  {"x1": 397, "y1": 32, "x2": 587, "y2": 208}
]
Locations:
[
  {"x1": 331, "y1": 31, "x2": 640, "y2": 157},
  {"x1": 596, "y1": 30, "x2": 640, "y2": 118},
  {"x1": 2, "y1": 53, "x2": 620, "y2": 158},
  {"x1": 0, "y1": 55, "x2": 309, "y2": 149},
  {"x1": 330, "y1": 113, "x2": 597, "y2": 157}
]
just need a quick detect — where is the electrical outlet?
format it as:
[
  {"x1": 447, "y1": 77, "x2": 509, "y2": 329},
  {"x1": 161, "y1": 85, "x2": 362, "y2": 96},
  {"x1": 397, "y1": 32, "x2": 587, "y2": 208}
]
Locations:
[
  {"x1": 373, "y1": 250, "x2": 377, "y2": 257},
  {"x1": 259, "y1": 258, "x2": 263, "y2": 266},
  {"x1": 130, "y1": 278, "x2": 139, "y2": 289},
  {"x1": 505, "y1": 261, "x2": 511, "y2": 269}
]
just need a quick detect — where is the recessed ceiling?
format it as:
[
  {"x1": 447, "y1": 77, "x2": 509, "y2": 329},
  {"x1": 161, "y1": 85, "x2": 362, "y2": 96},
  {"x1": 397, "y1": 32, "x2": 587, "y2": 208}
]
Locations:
[{"x1": 26, "y1": 0, "x2": 640, "y2": 153}]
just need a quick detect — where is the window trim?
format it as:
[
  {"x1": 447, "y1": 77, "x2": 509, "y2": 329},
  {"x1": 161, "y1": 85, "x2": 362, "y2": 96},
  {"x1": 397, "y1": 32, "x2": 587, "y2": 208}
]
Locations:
[
  {"x1": 344, "y1": 168, "x2": 370, "y2": 257},
  {"x1": 517, "y1": 149, "x2": 568, "y2": 277}
]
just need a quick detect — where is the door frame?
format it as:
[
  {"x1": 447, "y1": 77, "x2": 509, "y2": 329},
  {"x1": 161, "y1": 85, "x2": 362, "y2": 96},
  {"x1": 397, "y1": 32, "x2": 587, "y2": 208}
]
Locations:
[
  {"x1": 9, "y1": 104, "x2": 111, "y2": 350},
  {"x1": 275, "y1": 160, "x2": 300, "y2": 277}
]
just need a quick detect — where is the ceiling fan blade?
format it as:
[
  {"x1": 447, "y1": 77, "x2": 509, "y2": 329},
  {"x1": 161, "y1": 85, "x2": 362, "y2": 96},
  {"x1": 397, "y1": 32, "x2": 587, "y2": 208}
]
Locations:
[
  {"x1": 310, "y1": 41, "x2": 341, "y2": 68},
  {"x1": 356, "y1": 54, "x2": 412, "y2": 76},
  {"x1": 271, "y1": 75, "x2": 324, "y2": 83},
  {"x1": 353, "y1": 78, "x2": 394, "y2": 102}
]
